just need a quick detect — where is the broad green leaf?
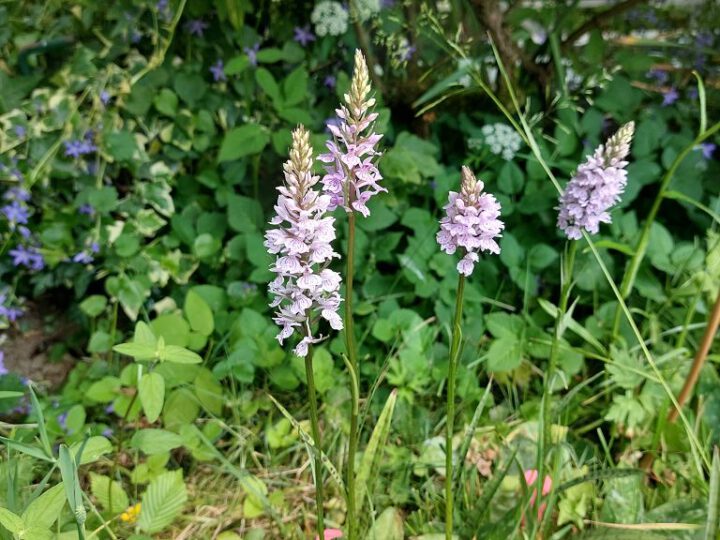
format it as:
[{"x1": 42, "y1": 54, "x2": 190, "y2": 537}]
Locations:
[
  {"x1": 89, "y1": 473, "x2": 129, "y2": 515},
  {"x1": 485, "y1": 336, "x2": 524, "y2": 372},
  {"x1": 0, "y1": 508, "x2": 23, "y2": 534},
  {"x1": 185, "y1": 290, "x2": 214, "y2": 336},
  {"x1": 255, "y1": 68, "x2": 280, "y2": 103},
  {"x1": 70, "y1": 436, "x2": 112, "y2": 465},
  {"x1": 194, "y1": 369, "x2": 223, "y2": 415},
  {"x1": 160, "y1": 345, "x2": 202, "y2": 364},
  {"x1": 22, "y1": 483, "x2": 66, "y2": 529},
  {"x1": 365, "y1": 507, "x2": 404, "y2": 540},
  {"x1": 139, "y1": 372, "x2": 165, "y2": 423},
  {"x1": 113, "y1": 342, "x2": 157, "y2": 361},
  {"x1": 130, "y1": 429, "x2": 184, "y2": 455},
  {"x1": 218, "y1": 124, "x2": 269, "y2": 162},
  {"x1": 86, "y1": 376, "x2": 121, "y2": 402},
  {"x1": 138, "y1": 470, "x2": 187, "y2": 533},
  {"x1": 282, "y1": 66, "x2": 308, "y2": 106},
  {"x1": 79, "y1": 295, "x2": 107, "y2": 317}
]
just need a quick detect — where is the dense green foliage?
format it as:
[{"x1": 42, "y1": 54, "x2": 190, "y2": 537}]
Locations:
[{"x1": 1, "y1": 0, "x2": 719, "y2": 538}]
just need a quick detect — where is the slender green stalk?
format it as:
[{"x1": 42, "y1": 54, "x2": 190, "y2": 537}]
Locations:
[
  {"x1": 345, "y1": 211, "x2": 359, "y2": 540},
  {"x1": 543, "y1": 241, "x2": 577, "y2": 452},
  {"x1": 305, "y1": 345, "x2": 325, "y2": 537},
  {"x1": 446, "y1": 273, "x2": 466, "y2": 540},
  {"x1": 611, "y1": 120, "x2": 720, "y2": 339}
]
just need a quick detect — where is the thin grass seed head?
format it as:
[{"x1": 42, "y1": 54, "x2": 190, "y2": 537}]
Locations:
[
  {"x1": 319, "y1": 49, "x2": 385, "y2": 217},
  {"x1": 557, "y1": 122, "x2": 635, "y2": 240},
  {"x1": 437, "y1": 166, "x2": 504, "y2": 276},
  {"x1": 265, "y1": 126, "x2": 344, "y2": 357}
]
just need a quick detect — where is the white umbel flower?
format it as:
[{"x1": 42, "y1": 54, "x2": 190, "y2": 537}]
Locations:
[
  {"x1": 311, "y1": 1, "x2": 349, "y2": 37},
  {"x1": 480, "y1": 123, "x2": 523, "y2": 161}
]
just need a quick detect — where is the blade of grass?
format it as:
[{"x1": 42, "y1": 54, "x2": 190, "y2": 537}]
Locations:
[
  {"x1": 705, "y1": 447, "x2": 720, "y2": 540},
  {"x1": 355, "y1": 389, "x2": 398, "y2": 515},
  {"x1": 453, "y1": 378, "x2": 493, "y2": 489}
]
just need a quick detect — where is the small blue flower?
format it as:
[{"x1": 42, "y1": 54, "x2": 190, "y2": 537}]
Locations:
[
  {"x1": 0, "y1": 351, "x2": 8, "y2": 376},
  {"x1": 100, "y1": 91, "x2": 110, "y2": 105},
  {"x1": 57, "y1": 412, "x2": 68, "y2": 430},
  {"x1": 64, "y1": 138, "x2": 97, "y2": 158},
  {"x1": 662, "y1": 87, "x2": 679, "y2": 106},
  {"x1": 700, "y1": 142, "x2": 716, "y2": 160},
  {"x1": 185, "y1": 18, "x2": 208, "y2": 36},
  {"x1": 210, "y1": 59, "x2": 226, "y2": 82},
  {"x1": 14, "y1": 126, "x2": 26, "y2": 138},
  {"x1": 9, "y1": 245, "x2": 44, "y2": 270},
  {"x1": 324, "y1": 75, "x2": 336, "y2": 89},
  {"x1": 244, "y1": 43, "x2": 260, "y2": 66},
  {"x1": 72, "y1": 251, "x2": 94, "y2": 264},
  {"x1": 2, "y1": 201, "x2": 29, "y2": 226},
  {"x1": 79, "y1": 204, "x2": 95, "y2": 216},
  {"x1": 102, "y1": 427, "x2": 114, "y2": 438},
  {"x1": 293, "y1": 25, "x2": 316, "y2": 47},
  {"x1": 3, "y1": 187, "x2": 31, "y2": 202}
]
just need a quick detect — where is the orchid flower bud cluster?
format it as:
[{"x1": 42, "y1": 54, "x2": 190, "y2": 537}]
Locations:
[
  {"x1": 557, "y1": 122, "x2": 635, "y2": 240},
  {"x1": 264, "y1": 126, "x2": 343, "y2": 357},
  {"x1": 436, "y1": 166, "x2": 505, "y2": 276},
  {"x1": 319, "y1": 50, "x2": 385, "y2": 217}
]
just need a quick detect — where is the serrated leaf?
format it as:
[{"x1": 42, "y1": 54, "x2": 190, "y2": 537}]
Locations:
[
  {"x1": 139, "y1": 372, "x2": 165, "y2": 423},
  {"x1": 90, "y1": 473, "x2": 129, "y2": 515},
  {"x1": 138, "y1": 470, "x2": 187, "y2": 533}
]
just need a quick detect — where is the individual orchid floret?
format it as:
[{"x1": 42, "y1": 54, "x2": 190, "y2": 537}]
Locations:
[
  {"x1": 557, "y1": 121, "x2": 635, "y2": 240},
  {"x1": 319, "y1": 49, "x2": 385, "y2": 218},
  {"x1": 265, "y1": 126, "x2": 343, "y2": 357},
  {"x1": 437, "y1": 166, "x2": 504, "y2": 277}
]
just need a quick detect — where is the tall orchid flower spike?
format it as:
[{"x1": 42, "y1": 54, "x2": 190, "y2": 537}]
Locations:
[
  {"x1": 264, "y1": 126, "x2": 344, "y2": 357},
  {"x1": 557, "y1": 122, "x2": 635, "y2": 240},
  {"x1": 319, "y1": 49, "x2": 385, "y2": 217},
  {"x1": 265, "y1": 125, "x2": 343, "y2": 537},
  {"x1": 436, "y1": 166, "x2": 503, "y2": 540},
  {"x1": 318, "y1": 49, "x2": 384, "y2": 540},
  {"x1": 437, "y1": 165, "x2": 505, "y2": 276}
]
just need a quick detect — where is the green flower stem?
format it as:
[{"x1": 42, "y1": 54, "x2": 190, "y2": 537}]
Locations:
[
  {"x1": 611, "y1": 120, "x2": 720, "y2": 339},
  {"x1": 543, "y1": 241, "x2": 577, "y2": 452},
  {"x1": 446, "y1": 273, "x2": 466, "y2": 540},
  {"x1": 305, "y1": 344, "x2": 326, "y2": 538},
  {"x1": 345, "y1": 211, "x2": 359, "y2": 540}
]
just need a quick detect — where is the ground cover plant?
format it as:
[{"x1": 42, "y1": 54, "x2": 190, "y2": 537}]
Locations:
[{"x1": 1, "y1": 0, "x2": 720, "y2": 538}]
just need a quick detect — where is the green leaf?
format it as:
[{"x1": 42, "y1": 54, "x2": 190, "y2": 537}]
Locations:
[
  {"x1": 193, "y1": 233, "x2": 221, "y2": 258},
  {"x1": 89, "y1": 473, "x2": 129, "y2": 515},
  {"x1": 106, "y1": 131, "x2": 139, "y2": 162},
  {"x1": 498, "y1": 161, "x2": 524, "y2": 194},
  {"x1": 151, "y1": 313, "x2": 190, "y2": 347},
  {"x1": 227, "y1": 194, "x2": 263, "y2": 233},
  {"x1": 79, "y1": 295, "x2": 107, "y2": 317},
  {"x1": 225, "y1": 55, "x2": 249, "y2": 75},
  {"x1": 173, "y1": 72, "x2": 207, "y2": 105},
  {"x1": 139, "y1": 372, "x2": 165, "y2": 423},
  {"x1": 135, "y1": 321, "x2": 157, "y2": 346},
  {"x1": 218, "y1": 124, "x2": 269, "y2": 162},
  {"x1": 131, "y1": 429, "x2": 184, "y2": 455},
  {"x1": 365, "y1": 507, "x2": 404, "y2": 540},
  {"x1": 485, "y1": 336, "x2": 524, "y2": 372},
  {"x1": 194, "y1": 369, "x2": 224, "y2": 415},
  {"x1": 153, "y1": 88, "x2": 178, "y2": 117},
  {"x1": 161, "y1": 345, "x2": 202, "y2": 364},
  {"x1": 58, "y1": 445, "x2": 86, "y2": 525},
  {"x1": 255, "y1": 68, "x2": 280, "y2": 103},
  {"x1": 282, "y1": 66, "x2": 308, "y2": 106},
  {"x1": 0, "y1": 390, "x2": 23, "y2": 399},
  {"x1": 22, "y1": 483, "x2": 66, "y2": 529},
  {"x1": 113, "y1": 342, "x2": 157, "y2": 361},
  {"x1": 0, "y1": 436, "x2": 54, "y2": 462},
  {"x1": 356, "y1": 389, "x2": 397, "y2": 514},
  {"x1": 528, "y1": 244, "x2": 558, "y2": 271},
  {"x1": 184, "y1": 290, "x2": 214, "y2": 336},
  {"x1": 138, "y1": 470, "x2": 187, "y2": 533},
  {"x1": 0, "y1": 508, "x2": 23, "y2": 534},
  {"x1": 71, "y1": 436, "x2": 112, "y2": 465}
]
